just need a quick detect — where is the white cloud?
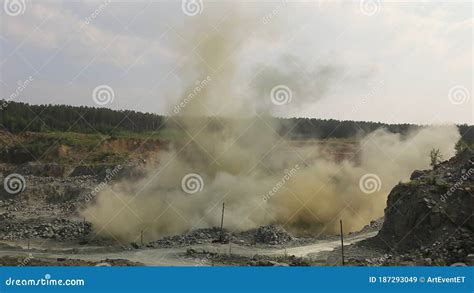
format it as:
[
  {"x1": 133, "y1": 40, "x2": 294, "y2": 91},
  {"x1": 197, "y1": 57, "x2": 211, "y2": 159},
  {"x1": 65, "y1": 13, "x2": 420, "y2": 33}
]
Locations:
[{"x1": 2, "y1": 2, "x2": 177, "y2": 67}]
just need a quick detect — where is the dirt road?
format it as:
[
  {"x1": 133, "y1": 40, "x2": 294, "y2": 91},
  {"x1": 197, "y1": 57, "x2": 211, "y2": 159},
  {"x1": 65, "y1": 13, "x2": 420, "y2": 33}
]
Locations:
[{"x1": 0, "y1": 231, "x2": 376, "y2": 266}]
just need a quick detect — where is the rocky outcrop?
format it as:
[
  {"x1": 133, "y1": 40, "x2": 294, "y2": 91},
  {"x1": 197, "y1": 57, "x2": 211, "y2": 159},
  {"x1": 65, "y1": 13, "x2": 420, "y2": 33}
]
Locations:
[{"x1": 377, "y1": 149, "x2": 473, "y2": 263}]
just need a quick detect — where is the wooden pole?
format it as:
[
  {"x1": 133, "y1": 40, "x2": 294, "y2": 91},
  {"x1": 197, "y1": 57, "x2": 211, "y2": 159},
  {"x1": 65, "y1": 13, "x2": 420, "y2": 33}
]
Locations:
[
  {"x1": 140, "y1": 230, "x2": 144, "y2": 246},
  {"x1": 220, "y1": 203, "x2": 225, "y2": 242},
  {"x1": 340, "y1": 219, "x2": 344, "y2": 266},
  {"x1": 83, "y1": 217, "x2": 86, "y2": 243}
]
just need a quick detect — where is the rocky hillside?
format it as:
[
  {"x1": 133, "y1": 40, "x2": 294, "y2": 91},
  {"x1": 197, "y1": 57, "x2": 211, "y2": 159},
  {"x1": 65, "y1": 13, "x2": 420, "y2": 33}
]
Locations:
[{"x1": 378, "y1": 149, "x2": 473, "y2": 263}]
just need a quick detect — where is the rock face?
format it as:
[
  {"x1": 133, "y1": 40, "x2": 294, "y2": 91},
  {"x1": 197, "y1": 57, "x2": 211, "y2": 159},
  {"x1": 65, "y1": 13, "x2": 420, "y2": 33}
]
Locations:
[
  {"x1": 0, "y1": 169, "x2": 100, "y2": 241},
  {"x1": 378, "y1": 149, "x2": 473, "y2": 263},
  {"x1": 0, "y1": 160, "x2": 158, "y2": 243}
]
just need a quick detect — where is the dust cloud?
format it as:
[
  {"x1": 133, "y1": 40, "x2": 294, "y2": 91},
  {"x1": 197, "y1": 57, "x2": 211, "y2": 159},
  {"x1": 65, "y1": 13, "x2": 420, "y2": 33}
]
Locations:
[{"x1": 81, "y1": 7, "x2": 460, "y2": 242}]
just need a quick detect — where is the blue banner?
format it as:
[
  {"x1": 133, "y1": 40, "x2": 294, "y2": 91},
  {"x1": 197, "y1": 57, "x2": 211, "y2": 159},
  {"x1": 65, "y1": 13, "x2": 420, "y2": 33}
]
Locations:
[{"x1": 0, "y1": 266, "x2": 472, "y2": 292}]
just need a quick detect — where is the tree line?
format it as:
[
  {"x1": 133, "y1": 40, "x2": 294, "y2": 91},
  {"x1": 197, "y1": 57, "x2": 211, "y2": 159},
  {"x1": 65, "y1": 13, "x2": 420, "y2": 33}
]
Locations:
[
  {"x1": 0, "y1": 101, "x2": 164, "y2": 134},
  {"x1": 1, "y1": 100, "x2": 472, "y2": 143}
]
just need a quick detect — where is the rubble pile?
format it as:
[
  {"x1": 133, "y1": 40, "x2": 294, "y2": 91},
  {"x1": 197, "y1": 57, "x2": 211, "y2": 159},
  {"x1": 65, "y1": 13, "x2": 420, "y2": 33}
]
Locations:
[
  {"x1": 0, "y1": 174, "x2": 97, "y2": 203},
  {"x1": 355, "y1": 218, "x2": 384, "y2": 234},
  {"x1": 0, "y1": 163, "x2": 112, "y2": 242},
  {"x1": 0, "y1": 214, "x2": 91, "y2": 241},
  {"x1": 148, "y1": 224, "x2": 295, "y2": 248},
  {"x1": 147, "y1": 228, "x2": 230, "y2": 248},
  {"x1": 249, "y1": 225, "x2": 295, "y2": 245}
]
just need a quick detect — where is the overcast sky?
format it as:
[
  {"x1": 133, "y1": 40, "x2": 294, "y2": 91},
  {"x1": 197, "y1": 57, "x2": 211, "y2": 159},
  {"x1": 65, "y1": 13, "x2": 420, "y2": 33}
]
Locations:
[{"x1": 1, "y1": 0, "x2": 472, "y2": 124}]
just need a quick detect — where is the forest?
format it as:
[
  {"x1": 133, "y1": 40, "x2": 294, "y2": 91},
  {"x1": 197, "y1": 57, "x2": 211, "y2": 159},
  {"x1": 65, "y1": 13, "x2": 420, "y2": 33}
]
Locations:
[{"x1": 1, "y1": 100, "x2": 473, "y2": 143}]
